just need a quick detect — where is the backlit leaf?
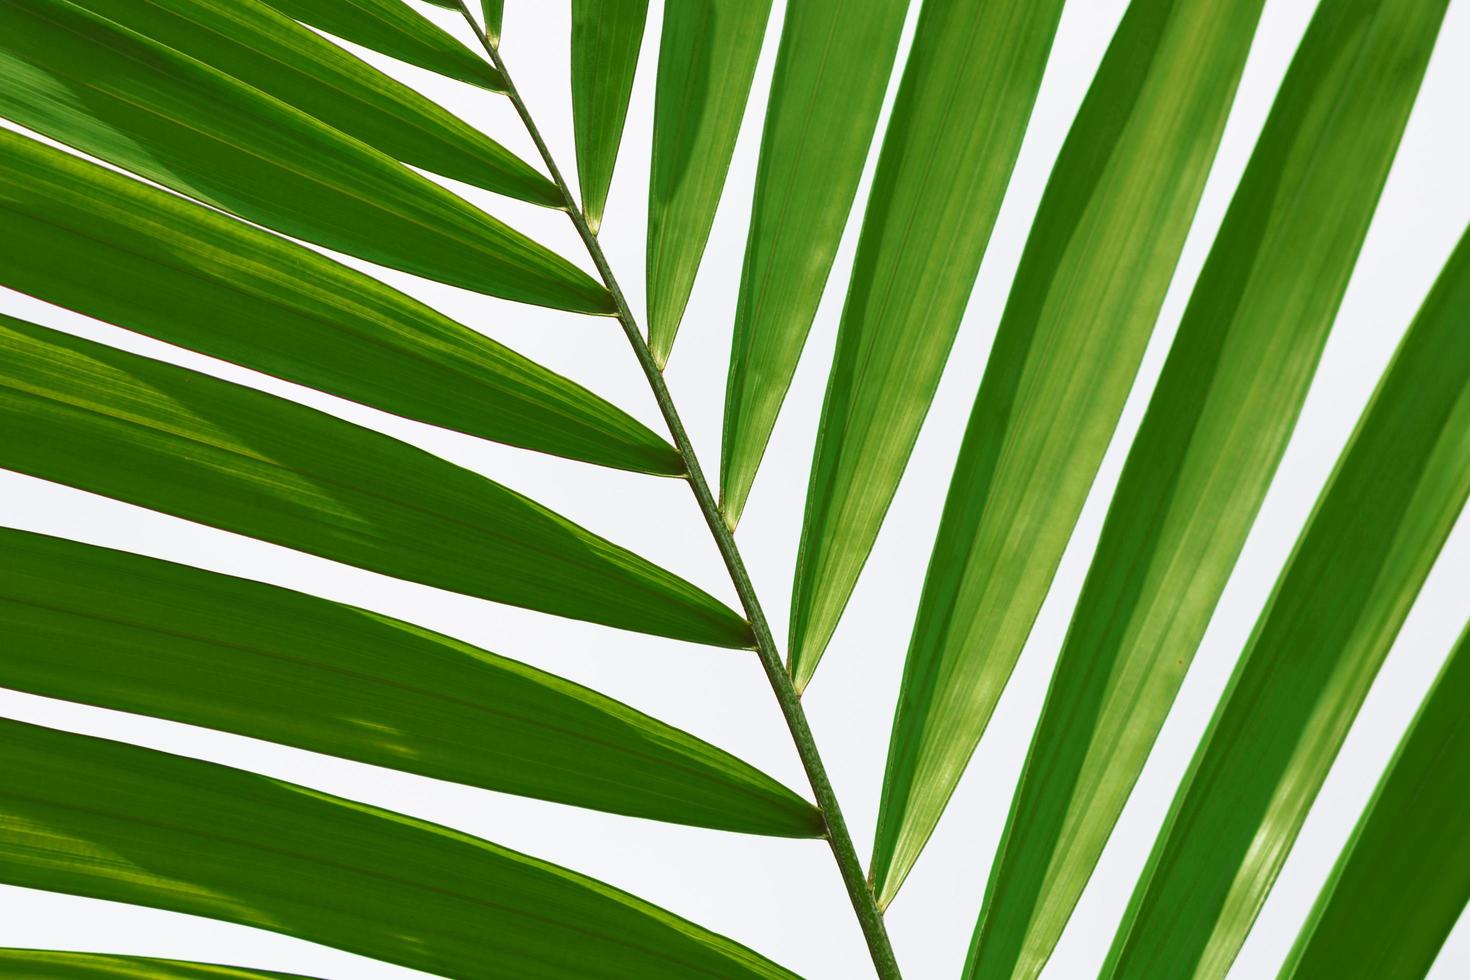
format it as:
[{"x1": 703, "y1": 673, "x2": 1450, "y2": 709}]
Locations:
[
  {"x1": 0, "y1": 949, "x2": 304, "y2": 979},
  {"x1": 1102, "y1": 222, "x2": 1470, "y2": 979},
  {"x1": 645, "y1": 0, "x2": 773, "y2": 366},
  {"x1": 0, "y1": 720, "x2": 796, "y2": 979},
  {"x1": 0, "y1": 529, "x2": 819, "y2": 836},
  {"x1": 784, "y1": 0, "x2": 1066, "y2": 690},
  {"x1": 570, "y1": 0, "x2": 648, "y2": 234},
  {"x1": 0, "y1": 131, "x2": 679, "y2": 475},
  {"x1": 0, "y1": 0, "x2": 610, "y2": 311},
  {"x1": 63, "y1": 0, "x2": 549, "y2": 198},
  {"x1": 718, "y1": 0, "x2": 910, "y2": 528},
  {"x1": 259, "y1": 0, "x2": 501, "y2": 90},
  {"x1": 0, "y1": 317, "x2": 752, "y2": 648},
  {"x1": 960, "y1": 1, "x2": 1449, "y2": 973},
  {"x1": 865, "y1": 0, "x2": 1272, "y2": 893},
  {"x1": 1281, "y1": 624, "x2": 1470, "y2": 980}
]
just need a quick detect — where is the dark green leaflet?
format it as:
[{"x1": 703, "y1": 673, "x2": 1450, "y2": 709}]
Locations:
[
  {"x1": 960, "y1": 0, "x2": 1449, "y2": 974},
  {"x1": 259, "y1": 0, "x2": 501, "y2": 90},
  {"x1": 718, "y1": 0, "x2": 910, "y2": 529},
  {"x1": 570, "y1": 0, "x2": 649, "y2": 234},
  {"x1": 784, "y1": 0, "x2": 1067, "y2": 692},
  {"x1": 1103, "y1": 224, "x2": 1470, "y2": 978},
  {"x1": 0, "y1": 949, "x2": 307, "y2": 979},
  {"x1": 1281, "y1": 624, "x2": 1470, "y2": 980},
  {"x1": 63, "y1": 0, "x2": 549, "y2": 198},
  {"x1": 646, "y1": 0, "x2": 774, "y2": 366},
  {"x1": 0, "y1": 317, "x2": 752, "y2": 648},
  {"x1": 0, "y1": 720, "x2": 797, "y2": 979},
  {"x1": 865, "y1": 0, "x2": 1269, "y2": 896},
  {"x1": 0, "y1": 529, "x2": 821, "y2": 836},
  {"x1": 0, "y1": 131, "x2": 679, "y2": 475},
  {"x1": 0, "y1": 0, "x2": 610, "y2": 312}
]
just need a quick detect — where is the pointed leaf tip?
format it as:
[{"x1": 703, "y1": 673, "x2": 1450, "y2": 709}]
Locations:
[
  {"x1": 1, "y1": 528, "x2": 821, "y2": 837},
  {"x1": 870, "y1": 0, "x2": 1276, "y2": 906},
  {"x1": 0, "y1": 720, "x2": 799, "y2": 978},
  {"x1": 0, "y1": 317, "x2": 751, "y2": 649},
  {"x1": 0, "y1": 131, "x2": 678, "y2": 476},
  {"x1": 572, "y1": 0, "x2": 649, "y2": 238},
  {"x1": 719, "y1": 0, "x2": 910, "y2": 526},
  {"x1": 787, "y1": 0, "x2": 1067, "y2": 688},
  {"x1": 646, "y1": 0, "x2": 774, "y2": 363}
]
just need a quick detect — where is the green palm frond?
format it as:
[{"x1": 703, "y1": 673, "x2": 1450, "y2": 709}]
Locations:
[{"x1": 0, "y1": 0, "x2": 1464, "y2": 976}]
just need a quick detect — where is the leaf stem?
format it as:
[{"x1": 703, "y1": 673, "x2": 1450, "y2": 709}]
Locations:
[{"x1": 456, "y1": 7, "x2": 900, "y2": 977}]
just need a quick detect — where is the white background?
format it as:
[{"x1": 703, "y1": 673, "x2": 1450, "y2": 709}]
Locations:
[{"x1": 2, "y1": 0, "x2": 1468, "y2": 977}]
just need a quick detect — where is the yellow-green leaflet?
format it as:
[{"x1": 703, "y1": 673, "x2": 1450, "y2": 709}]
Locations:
[
  {"x1": 0, "y1": 529, "x2": 819, "y2": 836},
  {"x1": 865, "y1": 0, "x2": 1269, "y2": 896},
  {"x1": 645, "y1": 0, "x2": 773, "y2": 366},
  {"x1": 0, "y1": 950, "x2": 307, "y2": 979},
  {"x1": 0, "y1": 131, "x2": 679, "y2": 475},
  {"x1": 718, "y1": 0, "x2": 910, "y2": 528},
  {"x1": 961, "y1": 0, "x2": 1448, "y2": 974},
  {"x1": 784, "y1": 0, "x2": 1066, "y2": 691},
  {"x1": 0, "y1": 317, "x2": 752, "y2": 648},
  {"x1": 259, "y1": 0, "x2": 501, "y2": 89},
  {"x1": 570, "y1": 0, "x2": 648, "y2": 234},
  {"x1": 1103, "y1": 224, "x2": 1470, "y2": 978},
  {"x1": 61, "y1": 0, "x2": 551, "y2": 200},
  {"x1": 0, "y1": 720, "x2": 796, "y2": 979},
  {"x1": 0, "y1": 0, "x2": 610, "y2": 313},
  {"x1": 1281, "y1": 624, "x2": 1470, "y2": 980}
]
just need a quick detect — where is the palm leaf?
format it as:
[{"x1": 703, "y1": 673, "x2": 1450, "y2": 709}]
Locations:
[
  {"x1": 960, "y1": 0, "x2": 1448, "y2": 972},
  {"x1": 0, "y1": 0, "x2": 607, "y2": 310},
  {"x1": 645, "y1": 0, "x2": 774, "y2": 366},
  {"x1": 0, "y1": 316, "x2": 751, "y2": 648},
  {"x1": 483, "y1": 0, "x2": 503, "y2": 43},
  {"x1": 865, "y1": 0, "x2": 1272, "y2": 890},
  {"x1": 0, "y1": 131, "x2": 678, "y2": 475},
  {"x1": 1281, "y1": 623, "x2": 1470, "y2": 980},
  {"x1": 0, "y1": 949, "x2": 306, "y2": 979},
  {"x1": 1102, "y1": 221, "x2": 1470, "y2": 978},
  {"x1": 786, "y1": 0, "x2": 1067, "y2": 691},
  {"x1": 0, "y1": 528, "x2": 820, "y2": 836},
  {"x1": 62, "y1": 0, "x2": 546, "y2": 196},
  {"x1": 570, "y1": 0, "x2": 648, "y2": 234},
  {"x1": 718, "y1": 0, "x2": 910, "y2": 528},
  {"x1": 259, "y1": 0, "x2": 501, "y2": 90},
  {"x1": 0, "y1": 719, "x2": 797, "y2": 979}
]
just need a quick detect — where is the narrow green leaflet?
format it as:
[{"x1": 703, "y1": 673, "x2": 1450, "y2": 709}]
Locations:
[
  {"x1": 0, "y1": 0, "x2": 610, "y2": 313},
  {"x1": 0, "y1": 720, "x2": 797, "y2": 979},
  {"x1": 863, "y1": 0, "x2": 1271, "y2": 894},
  {"x1": 960, "y1": 1, "x2": 1449, "y2": 973},
  {"x1": 645, "y1": 0, "x2": 773, "y2": 366},
  {"x1": 784, "y1": 0, "x2": 1064, "y2": 690},
  {"x1": 0, "y1": 318, "x2": 752, "y2": 649},
  {"x1": 570, "y1": 0, "x2": 648, "y2": 233},
  {"x1": 0, "y1": 949, "x2": 306, "y2": 980},
  {"x1": 1282, "y1": 624, "x2": 1470, "y2": 980},
  {"x1": 483, "y1": 0, "x2": 503, "y2": 43},
  {"x1": 0, "y1": 133, "x2": 677, "y2": 476},
  {"x1": 259, "y1": 0, "x2": 501, "y2": 90},
  {"x1": 63, "y1": 0, "x2": 550, "y2": 199},
  {"x1": 718, "y1": 0, "x2": 910, "y2": 528},
  {"x1": 795, "y1": 0, "x2": 1267, "y2": 694},
  {"x1": 1103, "y1": 226, "x2": 1470, "y2": 979},
  {"x1": 0, "y1": 530, "x2": 819, "y2": 836}
]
